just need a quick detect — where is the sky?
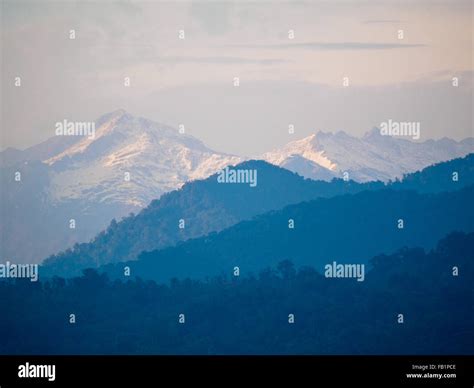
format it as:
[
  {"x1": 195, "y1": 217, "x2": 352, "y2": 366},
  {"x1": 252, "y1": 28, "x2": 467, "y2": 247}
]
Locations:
[{"x1": 1, "y1": 0, "x2": 473, "y2": 156}]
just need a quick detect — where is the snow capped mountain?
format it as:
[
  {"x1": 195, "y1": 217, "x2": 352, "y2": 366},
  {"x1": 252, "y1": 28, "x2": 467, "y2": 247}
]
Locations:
[
  {"x1": 0, "y1": 110, "x2": 242, "y2": 264},
  {"x1": 43, "y1": 109, "x2": 242, "y2": 207},
  {"x1": 262, "y1": 129, "x2": 474, "y2": 182},
  {"x1": 2, "y1": 109, "x2": 473, "y2": 265}
]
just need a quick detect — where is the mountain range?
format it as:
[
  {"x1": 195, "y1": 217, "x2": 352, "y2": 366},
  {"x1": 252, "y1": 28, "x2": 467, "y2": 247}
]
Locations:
[
  {"x1": 262, "y1": 129, "x2": 474, "y2": 182},
  {"x1": 1, "y1": 110, "x2": 473, "y2": 264},
  {"x1": 2, "y1": 110, "x2": 473, "y2": 356},
  {"x1": 98, "y1": 179, "x2": 474, "y2": 283},
  {"x1": 41, "y1": 160, "x2": 384, "y2": 276},
  {"x1": 42, "y1": 154, "x2": 474, "y2": 278},
  {"x1": 1, "y1": 110, "x2": 241, "y2": 263}
]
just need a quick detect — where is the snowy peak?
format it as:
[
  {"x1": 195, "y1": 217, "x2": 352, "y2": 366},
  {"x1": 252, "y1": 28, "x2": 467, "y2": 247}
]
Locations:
[
  {"x1": 262, "y1": 133, "x2": 336, "y2": 171},
  {"x1": 44, "y1": 111, "x2": 125, "y2": 165},
  {"x1": 263, "y1": 130, "x2": 474, "y2": 182},
  {"x1": 37, "y1": 110, "x2": 242, "y2": 207},
  {"x1": 44, "y1": 110, "x2": 211, "y2": 167}
]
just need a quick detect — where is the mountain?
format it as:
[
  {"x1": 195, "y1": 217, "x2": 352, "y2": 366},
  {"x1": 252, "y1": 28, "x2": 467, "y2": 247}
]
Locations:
[
  {"x1": 101, "y1": 184, "x2": 474, "y2": 283},
  {"x1": 41, "y1": 109, "x2": 242, "y2": 207},
  {"x1": 3, "y1": 108, "x2": 473, "y2": 265},
  {"x1": 0, "y1": 110, "x2": 241, "y2": 263},
  {"x1": 262, "y1": 129, "x2": 474, "y2": 182},
  {"x1": 41, "y1": 160, "x2": 382, "y2": 277},
  {"x1": 43, "y1": 154, "x2": 474, "y2": 279}
]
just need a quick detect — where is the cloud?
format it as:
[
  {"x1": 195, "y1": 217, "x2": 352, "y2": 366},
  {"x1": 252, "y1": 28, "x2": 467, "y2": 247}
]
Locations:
[
  {"x1": 363, "y1": 20, "x2": 403, "y2": 24},
  {"x1": 153, "y1": 56, "x2": 287, "y2": 65},
  {"x1": 229, "y1": 42, "x2": 426, "y2": 51}
]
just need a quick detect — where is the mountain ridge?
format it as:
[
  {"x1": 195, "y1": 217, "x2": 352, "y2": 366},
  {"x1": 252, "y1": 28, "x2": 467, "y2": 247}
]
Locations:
[
  {"x1": 2, "y1": 109, "x2": 473, "y2": 264},
  {"x1": 100, "y1": 184, "x2": 474, "y2": 283},
  {"x1": 41, "y1": 154, "x2": 474, "y2": 278},
  {"x1": 262, "y1": 128, "x2": 474, "y2": 182},
  {"x1": 41, "y1": 159, "x2": 384, "y2": 276}
]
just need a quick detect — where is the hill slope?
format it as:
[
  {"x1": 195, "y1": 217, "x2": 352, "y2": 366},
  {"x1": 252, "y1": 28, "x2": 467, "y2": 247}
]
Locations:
[
  {"x1": 3, "y1": 232, "x2": 472, "y2": 355},
  {"x1": 41, "y1": 160, "x2": 381, "y2": 277},
  {"x1": 101, "y1": 185, "x2": 474, "y2": 283},
  {"x1": 42, "y1": 154, "x2": 474, "y2": 278}
]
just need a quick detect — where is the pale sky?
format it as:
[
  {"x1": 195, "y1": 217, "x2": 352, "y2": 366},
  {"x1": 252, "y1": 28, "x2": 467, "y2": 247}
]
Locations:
[{"x1": 1, "y1": 0, "x2": 473, "y2": 156}]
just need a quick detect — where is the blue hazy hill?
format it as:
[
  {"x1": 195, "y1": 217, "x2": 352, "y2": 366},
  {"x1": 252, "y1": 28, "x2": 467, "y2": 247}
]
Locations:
[
  {"x1": 101, "y1": 184, "x2": 474, "y2": 282},
  {"x1": 42, "y1": 154, "x2": 474, "y2": 278},
  {"x1": 41, "y1": 160, "x2": 383, "y2": 277},
  {"x1": 2, "y1": 231, "x2": 472, "y2": 355}
]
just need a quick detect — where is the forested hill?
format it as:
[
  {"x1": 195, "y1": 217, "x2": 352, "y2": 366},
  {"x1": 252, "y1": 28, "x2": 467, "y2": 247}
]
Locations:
[
  {"x1": 41, "y1": 154, "x2": 473, "y2": 278},
  {"x1": 2, "y1": 232, "x2": 472, "y2": 355},
  {"x1": 41, "y1": 160, "x2": 382, "y2": 276},
  {"x1": 102, "y1": 185, "x2": 474, "y2": 283}
]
